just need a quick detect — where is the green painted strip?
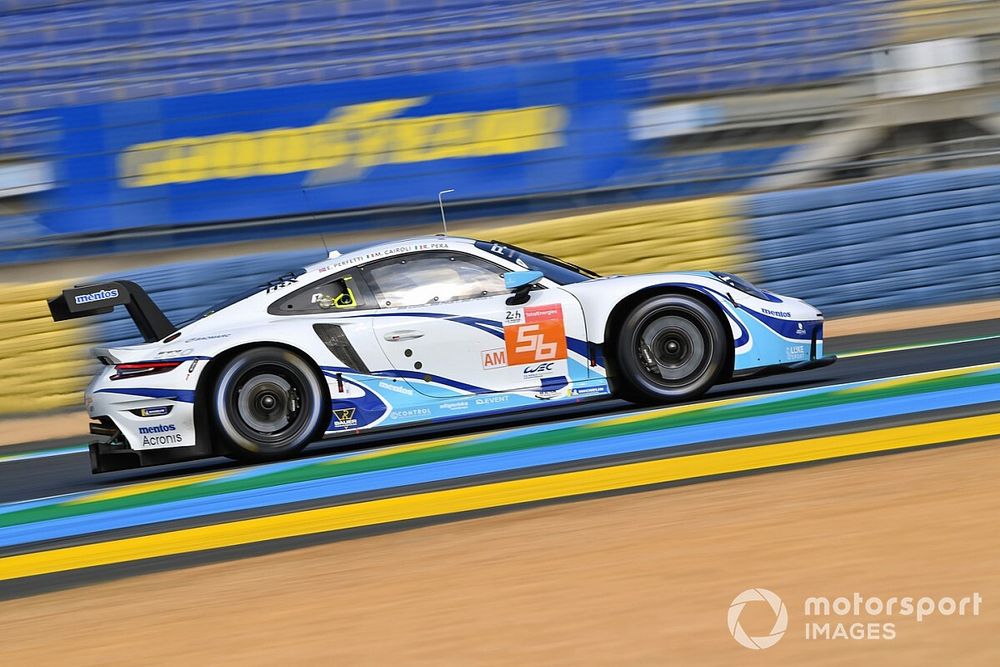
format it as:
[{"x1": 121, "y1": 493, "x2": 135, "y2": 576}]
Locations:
[
  {"x1": 1, "y1": 365, "x2": 997, "y2": 529},
  {"x1": 838, "y1": 334, "x2": 1000, "y2": 359},
  {"x1": 0, "y1": 445, "x2": 88, "y2": 464}
]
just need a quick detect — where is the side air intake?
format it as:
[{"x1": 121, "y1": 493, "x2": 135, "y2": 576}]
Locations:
[{"x1": 313, "y1": 324, "x2": 370, "y2": 374}]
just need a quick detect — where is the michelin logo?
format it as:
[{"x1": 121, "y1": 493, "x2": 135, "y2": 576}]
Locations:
[{"x1": 74, "y1": 288, "x2": 119, "y2": 305}]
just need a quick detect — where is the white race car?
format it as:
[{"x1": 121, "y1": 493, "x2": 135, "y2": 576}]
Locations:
[{"x1": 49, "y1": 235, "x2": 834, "y2": 472}]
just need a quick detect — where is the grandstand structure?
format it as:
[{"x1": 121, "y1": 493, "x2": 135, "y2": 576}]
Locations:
[
  {"x1": 0, "y1": 1, "x2": 879, "y2": 108},
  {"x1": 0, "y1": 0, "x2": 884, "y2": 155},
  {"x1": 0, "y1": 0, "x2": 997, "y2": 252},
  {"x1": 0, "y1": 1, "x2": 998, "y2": 414}
]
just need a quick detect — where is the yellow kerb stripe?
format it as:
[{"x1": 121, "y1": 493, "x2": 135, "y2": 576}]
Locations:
[
  {"x1": 333, "y1": 432, "x2": 481, "y2": 464},
  {"x1": 65, "y1": 471, "x2": 231, "y2": 505},
  {"x1": 2, "y1": 413, "x2": 997, "y2": 581},
  {"x1": 586, "y1": 393, "x2": 756, "y2": 428}
]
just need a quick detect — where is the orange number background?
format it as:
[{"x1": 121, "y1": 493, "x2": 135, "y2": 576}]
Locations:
[{"x1": 504, "y1": 305, "x2": 567, "y2": 365}]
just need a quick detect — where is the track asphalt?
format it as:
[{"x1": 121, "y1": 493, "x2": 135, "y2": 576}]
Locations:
[{"x1": 0, "y1": 321, "x2": 996, "y2": 596}]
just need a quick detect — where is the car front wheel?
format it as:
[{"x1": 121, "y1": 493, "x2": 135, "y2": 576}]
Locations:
[
  {"x1": 213, "y1": 347, "x2": 326, "y2": 461},
  {"x1": 614, "y1": 294, "x2": 727, "y2": 403}
]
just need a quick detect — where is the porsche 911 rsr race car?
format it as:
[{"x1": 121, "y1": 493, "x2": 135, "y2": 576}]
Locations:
[{"x1": 48, "y1": 236, "x2": 834, "y2": 473}]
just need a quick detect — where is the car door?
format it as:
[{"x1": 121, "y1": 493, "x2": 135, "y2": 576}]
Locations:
[{"x1": 361, "y1": 250, "x2": 587, "y2": 398}]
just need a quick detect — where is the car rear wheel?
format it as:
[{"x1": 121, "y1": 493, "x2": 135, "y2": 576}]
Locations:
[
  {"x1": 614, "y1": 294, "x2": 727, "y2": 403},
  {"x1": 213, "y1": 347, "x2": 326, "y2": 461}
]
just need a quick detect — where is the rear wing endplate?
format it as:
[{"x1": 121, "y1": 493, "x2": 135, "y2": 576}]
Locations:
[{"x1": 48, "y1": 280, "x2": 175, "y2": 344}]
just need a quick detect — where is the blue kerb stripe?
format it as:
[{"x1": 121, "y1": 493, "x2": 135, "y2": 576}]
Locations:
[{"x1": 1, "y1": 382, "x2": 995, "y2": 549}]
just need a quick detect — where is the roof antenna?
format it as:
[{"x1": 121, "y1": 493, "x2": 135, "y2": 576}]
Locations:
[
  {"x1": 303, "y1": 188, "x2": 334, "y2": 257},
  {"x1": 437, "y1": 189, "x2": 455, "y2": 235}
]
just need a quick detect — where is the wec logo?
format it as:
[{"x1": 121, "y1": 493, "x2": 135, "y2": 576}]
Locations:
[
  {"x1": 74, "y1": 289, "x2": 119, "y2": 305},
  {"x1": 522, "y1": 362, "x2": 555, "y2": 378}
]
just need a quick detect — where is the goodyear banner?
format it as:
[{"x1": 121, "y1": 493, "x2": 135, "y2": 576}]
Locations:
[{"x1": 44, "y1": 60, "x2": 633, "y2": 234}]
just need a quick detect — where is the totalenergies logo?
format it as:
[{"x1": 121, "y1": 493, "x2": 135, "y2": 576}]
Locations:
[{"x1": 118, "y1": 97, "x2": 568, "y2": 187}]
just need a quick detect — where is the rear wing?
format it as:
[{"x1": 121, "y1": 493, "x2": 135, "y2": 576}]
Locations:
[{"x1": 47, "y1": 280, "x2": 175, "y2": 344}]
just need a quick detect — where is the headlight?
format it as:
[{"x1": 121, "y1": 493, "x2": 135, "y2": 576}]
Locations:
[{"x1": 711, "y1": 272, "x2": 771, "y2": 301}]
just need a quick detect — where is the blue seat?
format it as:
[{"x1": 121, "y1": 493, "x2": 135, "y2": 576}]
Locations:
[
  {"x1": 141, "y1": 14, "x2": 195, "y2": 37},
  {"x1": 171, "y1": 76, "x2": 218, "y2": 96},
  {"x1": 0, "y1": 0, "x2": 883, "y2": 112},
  {"x1": 317, "y1": 62, "x2": 367, "y2": 81}
]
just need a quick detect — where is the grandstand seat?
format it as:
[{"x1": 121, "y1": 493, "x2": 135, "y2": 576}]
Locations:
[{"x1": 0, "y1": 0, "x2": 882, "y2": 122}]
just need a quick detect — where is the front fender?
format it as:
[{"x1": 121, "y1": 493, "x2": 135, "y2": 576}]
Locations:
[{"x1": 564, "y1": 274, "x2": 825, "y2": 372}]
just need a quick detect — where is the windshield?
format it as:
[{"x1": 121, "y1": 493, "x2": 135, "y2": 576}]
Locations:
[{"x1": 474, "y1": 240, "x2": 600, "y2": 285}]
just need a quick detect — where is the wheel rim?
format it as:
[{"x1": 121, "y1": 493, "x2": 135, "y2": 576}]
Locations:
[
  {"x1": 634, "y1": 312, "x2": 713, "y2": 388},
  {"x1": 237, "y1": 373, "x2": 298, "y2": 434},
  {"x1": 229, "y1": 364, "x2": 307, "y2": 443}
]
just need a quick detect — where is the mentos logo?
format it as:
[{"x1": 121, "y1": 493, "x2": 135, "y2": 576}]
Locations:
[
  {"x1": 138, "y1": 424, "x2": 177, "y2": 434},
  {"x1": 74, "y1": 288, "x2": 119, "y2": 305}
]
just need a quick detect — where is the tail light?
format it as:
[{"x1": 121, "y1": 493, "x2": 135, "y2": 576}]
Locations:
[{"x1": 111, "y1": 360, "x2": 182, "y2": 380}]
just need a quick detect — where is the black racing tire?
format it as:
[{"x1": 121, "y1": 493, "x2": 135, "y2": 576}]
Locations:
[
  {"x1": 613, "y1": 294, "x2": 727, "y2": 404},
  {"x1": 213, "y1": 347, "x2": 326, "y2": 461}
]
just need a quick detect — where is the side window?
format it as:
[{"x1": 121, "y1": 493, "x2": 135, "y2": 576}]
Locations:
[
  {"x1": 365, "y1": 253, "x2": 508, "y2": 307},
  {"x1": 269, "y1": 274, "x2": 366, "y2": 314}
]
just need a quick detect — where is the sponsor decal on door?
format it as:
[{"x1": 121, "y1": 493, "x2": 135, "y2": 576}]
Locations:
[{"x1": 504, "y1": 304, "x2": 567, "y2": 365}]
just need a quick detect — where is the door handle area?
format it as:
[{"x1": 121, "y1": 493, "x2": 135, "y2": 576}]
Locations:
[{"x1": 383, "y1": 329, "x2": 424, "y2": 342}]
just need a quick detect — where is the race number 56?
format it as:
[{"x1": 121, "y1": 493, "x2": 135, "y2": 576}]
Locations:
[
  {"x1": 514, "y1": 323, "x2": 558, "y2": 360},
  {"x1": 504, "y1": 304, "x2": 567, "y2": 364}
]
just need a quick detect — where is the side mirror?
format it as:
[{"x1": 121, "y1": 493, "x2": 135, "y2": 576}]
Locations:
[
  {"x1": 504, "y1": 270, "x2": 544, "y2": 291},
  {"x1": 504, "y1": 270, "x2": 543, "y2": 305}
]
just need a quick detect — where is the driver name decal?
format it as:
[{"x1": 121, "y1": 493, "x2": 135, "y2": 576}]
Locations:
[{"x1": 504, "y1": 304, "x2": 567, "y2": 365}]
